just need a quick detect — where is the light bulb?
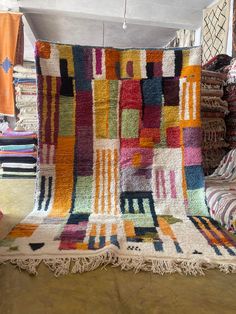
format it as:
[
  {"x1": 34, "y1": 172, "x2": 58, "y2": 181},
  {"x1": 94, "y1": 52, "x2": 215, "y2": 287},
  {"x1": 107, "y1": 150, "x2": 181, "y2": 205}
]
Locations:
[{"x1": 123, "y1": 21, "x2": 127, "y2": 30}]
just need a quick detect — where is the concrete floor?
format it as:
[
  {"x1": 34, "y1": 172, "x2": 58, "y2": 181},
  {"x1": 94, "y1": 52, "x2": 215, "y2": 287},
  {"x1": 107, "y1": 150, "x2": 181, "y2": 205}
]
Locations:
[{"x1": 0, "y1": 179, "x2": 236, "y2": 314}]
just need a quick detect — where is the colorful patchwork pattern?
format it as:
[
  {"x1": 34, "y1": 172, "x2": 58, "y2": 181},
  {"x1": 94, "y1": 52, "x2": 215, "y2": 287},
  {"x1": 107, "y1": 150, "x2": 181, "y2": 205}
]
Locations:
[
  {"x1": 35, "y1": 43, "x2": 208, "y2": 220},
  {"x1": 2, "y1": 43, "x2": 235, "y2": 276}
]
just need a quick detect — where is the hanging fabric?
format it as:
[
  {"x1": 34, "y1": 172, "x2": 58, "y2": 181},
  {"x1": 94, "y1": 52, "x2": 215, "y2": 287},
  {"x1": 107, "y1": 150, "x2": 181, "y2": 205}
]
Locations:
[
  {"x1": 171, "y1": 29, "x2": 195, "y2": 48},
  {"x1": 15, "y1": 16, "x2": 24, "y2": 66},
  {"x1": 0, "y1": 12, "x2": 24, "y2": 116},
  {"x1": 202, "y1": 0, "x2": 230, "y2": 64}
]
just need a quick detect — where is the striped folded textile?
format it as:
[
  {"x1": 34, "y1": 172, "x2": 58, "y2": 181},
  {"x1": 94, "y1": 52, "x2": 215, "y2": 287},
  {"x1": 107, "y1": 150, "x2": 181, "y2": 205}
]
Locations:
[
  {"x1": 202, "y1": 70, "x2": 226, "y2": 82},
  {"x1": 207, "y1": 149, "x2": 236, "y2": 181},
  {"x1": 0, "y1": 174, "x2": 36, "y2": 179},
  {"x1": 0, "y1": 134, "x2": 37, "y2": 156},
  {"x1": 14, "y1": 64, "x2": 36, "y2": 73},
  {"x1": 13, "y1": 73, "x2": 36, "y2": 79},
  {"x1": 0, "y1": 138, "x2": 37, "y2": 145},
  {"x1": 1, "y1": 130, "x2": 36, "y2": 137},
  {"x1": 0, "y1": 149, "x2": 35, "y2": 154},
  {"x1": 219, "y1": 59, "x2": 236, "y2": 149},
  {"x1": 201, "y1": 69, "x2": 229, "y2": 175},
  {"x1": 13, "y1": 63, "x2": 37, "y2": 132},
  {"x1": 15, "y1": 95, "x2": 37, "y2": 103},
  {"x1": 206, "y1": 185, "x2": 236, "y2": 233},
  {"x1": 0, "y1": 152, "x2": 37, "y2": 157},
  {"x1": 2, "y1": 167, "x2": 36, "y2": 173},
  {"x1": 201, "y1": 89, "x2": 224, "y2": 97},
  {"x1": 17, "y1": 107, "x2": 37, "y2": 115},
  {"x1": 14, "y1": 75, "x2": 36, "y2": 81},
  {"x1": 0, "y1": 156, "x2": 36, "y2": 163},
  {"x1": 201, "y1": 96, "x2": 228, "y2": 113},
  {"x1": 206, "y1": 149, "x2": 236, "y2": 233},
  {"x1": 0, "y1": 144, "x2": 35, "y2": 151},
  {"x1": 0, "y1": 169, "x2": 36, "y2": 175},
  {"x1": 225, "y1": 86, "x2": 236, "y2": 102},
  {"x1": 0, "y1": 130, "x2": 38, "y2": 178},
  {"x1": 203, "y1": 54, "x2": 232, "y2": 71},
  {"x1": 1, "y1": 162, "x2": 36, "y2": 169}
]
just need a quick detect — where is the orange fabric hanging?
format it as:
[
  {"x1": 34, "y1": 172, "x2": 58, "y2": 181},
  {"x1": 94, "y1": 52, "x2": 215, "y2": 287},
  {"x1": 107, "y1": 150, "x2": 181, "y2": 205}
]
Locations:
[{"x1": 0, "y1": 12, "x2": 23, "y2": 116}]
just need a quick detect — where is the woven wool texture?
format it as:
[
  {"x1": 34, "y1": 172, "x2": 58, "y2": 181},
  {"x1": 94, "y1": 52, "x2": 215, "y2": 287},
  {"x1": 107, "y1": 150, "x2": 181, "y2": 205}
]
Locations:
[
  {"x1": 224, "y1": 58, "x2": 236, "y2": 149},
  {"x1": 0, "y1": 130, "x2": 37, "y2": 178},
  {"x1": 1, "y1": 42, "x2": 236, "y2": 276},
  {"x1": 202, "y1": 0, "x2": 230, "y2": 64},
  {"x1": 206, "y1": 149, "x2": 236, "y2": 233},
  {"x1": 34, "y1": 42, "x2": 208, "y2": 217},
  {"x1": 14, "y1": 63, "x2": 38, "y2": 132},
  {"x1": 201, "y1": 70, "x2": 229, "y2": 175}
]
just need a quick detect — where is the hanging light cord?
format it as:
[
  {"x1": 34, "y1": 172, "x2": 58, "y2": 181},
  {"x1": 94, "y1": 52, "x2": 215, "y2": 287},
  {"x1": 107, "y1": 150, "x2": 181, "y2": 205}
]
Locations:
[
  {"x1": 102, "y1": 21, "x2": 105, "y2": 47},
  {"x1": 123, "y1": 0, "x2": 127, "y2": 30}
]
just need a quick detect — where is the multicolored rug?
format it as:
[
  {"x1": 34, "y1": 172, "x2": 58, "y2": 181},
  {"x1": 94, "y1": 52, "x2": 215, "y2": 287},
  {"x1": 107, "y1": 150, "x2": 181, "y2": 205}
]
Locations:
[{"x1": 0, "y1": 42, "x2": 235, "y2": 276}]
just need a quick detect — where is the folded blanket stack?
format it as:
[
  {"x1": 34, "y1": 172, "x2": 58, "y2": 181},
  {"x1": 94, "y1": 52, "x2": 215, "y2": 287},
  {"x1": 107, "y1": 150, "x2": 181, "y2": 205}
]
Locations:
[
  {"x1": 205, "y1": 149, "x2": 236, "y2": 233},
  {"x1": 202, "y1": 54, "x2": 232, "y2": 72},
  {"x1": 223, "y1": 59, "x2": 236, "y2": 149},
  {"x1": 0, "y1": 130, "x2": 37, "y2": 178},
  {"x1": 13, "y1": 63, "x2": 38, "y2": 132},
  {"x1": 201, "y1": 70, "x2": 229, "y2": 175}
]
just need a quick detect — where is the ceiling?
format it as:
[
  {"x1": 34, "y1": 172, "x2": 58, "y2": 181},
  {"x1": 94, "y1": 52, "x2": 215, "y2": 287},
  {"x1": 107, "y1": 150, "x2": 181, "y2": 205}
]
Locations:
[{"x1": 0, "y1": 0, "x2": 216, "y2": 60}]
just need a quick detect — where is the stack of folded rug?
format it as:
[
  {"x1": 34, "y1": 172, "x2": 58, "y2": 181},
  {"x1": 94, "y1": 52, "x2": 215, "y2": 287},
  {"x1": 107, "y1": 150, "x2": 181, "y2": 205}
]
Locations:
[
  {"x1": 223, "y1": 59, "x2": 236, "y2": 149},
  {"x1": 0, "y1": 130, "x2": 37, "y2": 178},
  {"x1": 13, "y1": 63, "x2": 38, "y2": 132},
  {"x1": 201, "y1": 70, "x2": 229, "y2": 175},
  {"x1": 205, "y1": 148, "x2": 236, "y2": 234},
  {"x1": 202, "y1": 54, "x2": 232, "y2": 72}
]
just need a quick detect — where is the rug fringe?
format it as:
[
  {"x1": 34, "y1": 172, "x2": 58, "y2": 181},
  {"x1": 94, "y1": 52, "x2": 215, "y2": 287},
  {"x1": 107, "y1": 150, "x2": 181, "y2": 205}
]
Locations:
[
  {"x1": 1, "y1": 252, "x2": 236, "y2": 277},
  {"x1": 8, "y1": 258, "x2": 41, "y2": 275}
]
